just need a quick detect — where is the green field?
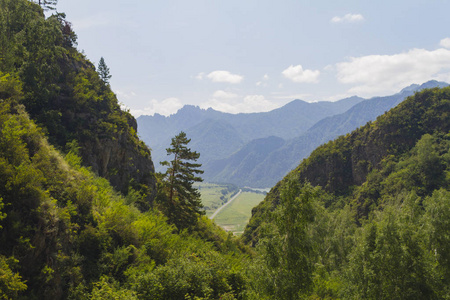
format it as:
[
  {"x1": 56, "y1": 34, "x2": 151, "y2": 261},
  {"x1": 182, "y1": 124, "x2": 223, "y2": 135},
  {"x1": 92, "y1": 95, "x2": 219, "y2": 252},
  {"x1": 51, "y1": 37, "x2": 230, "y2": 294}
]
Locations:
[
  {"x1": 196, "y1": 182, "x2": 239, "y2": 217},
  {"x1": 213, "y1": 192, "x2": 265, "y2": 235}
]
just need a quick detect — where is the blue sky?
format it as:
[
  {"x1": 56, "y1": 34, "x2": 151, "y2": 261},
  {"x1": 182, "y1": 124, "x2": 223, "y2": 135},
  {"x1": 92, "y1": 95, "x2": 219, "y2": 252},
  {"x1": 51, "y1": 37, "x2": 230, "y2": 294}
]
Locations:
[{"x1": 57, "y1": 0, "x2": 450, "y2": 116}]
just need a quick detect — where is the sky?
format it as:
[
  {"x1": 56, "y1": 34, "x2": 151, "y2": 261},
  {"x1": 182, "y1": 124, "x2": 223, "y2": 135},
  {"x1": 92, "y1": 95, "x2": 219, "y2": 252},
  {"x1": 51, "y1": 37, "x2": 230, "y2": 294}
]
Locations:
[{"x1": 56, "y1": 0, "x2": 450, "y2": 117}]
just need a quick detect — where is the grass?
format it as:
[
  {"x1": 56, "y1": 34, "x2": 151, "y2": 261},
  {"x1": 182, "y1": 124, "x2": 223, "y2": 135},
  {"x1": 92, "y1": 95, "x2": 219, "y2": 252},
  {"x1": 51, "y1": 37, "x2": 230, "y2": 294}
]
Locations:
[
  {"x1": 213, "y1": 192, "x2": 265, "y2": 235},
  {"x1": 196, "y1": 182, "x2": 238, "y2": 217}
]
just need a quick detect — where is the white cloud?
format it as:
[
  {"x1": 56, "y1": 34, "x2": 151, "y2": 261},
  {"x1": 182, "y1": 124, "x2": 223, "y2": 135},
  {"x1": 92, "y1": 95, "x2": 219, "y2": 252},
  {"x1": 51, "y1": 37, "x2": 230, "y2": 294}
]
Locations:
[
  {"x1": 207, "y1": 70, "x2": 244, "y2": 84},
  {"x1": 440, "y1": 38, "x2": 450, "y2": 49},
  {"x1": 115, "y1": 90, "x2": 137, "y2": 101},
  {"x1": 201, "y1": 94, "x2": 278, "y2": 114},
  {"x1": 272, "y1": 93, "x2": 312, "y2": 100},
  {"x1": 335, "y1": 48, "x2": 450, "y2": 97},
  {"x1": 282, "y1": 64, "x2": 320, "y2": 83},
  {"x1": 323, "y1": 93, "x2": 356, "y2": 102},
  {"x1": 331, "y1": 13, "x2": 365, "y2": 23},
  {"x1": 263, "y1": 74, "x2": 269, "y2": 80},
  {"x1": 212, "y1": 90, "x2": 238, "y2": 99},
  {"x1": 130, "y1": 97, "x2": 183, "y2": 117}
]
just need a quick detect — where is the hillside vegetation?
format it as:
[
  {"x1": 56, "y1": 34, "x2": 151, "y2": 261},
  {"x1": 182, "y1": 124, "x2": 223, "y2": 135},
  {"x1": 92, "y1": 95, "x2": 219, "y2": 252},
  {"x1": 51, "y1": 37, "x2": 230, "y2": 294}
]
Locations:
[
  {"x1": 0, "y1": 94, "x2": 250, "y2": 299},
  {"x1": 0, "y1": 0, "x2": 156, "y2": 209},
  {"x1": 241, "y1": 87, "x2": 450, "y2": 298},
  {"x1": 0, "y1": 1, "x2": 251, "y2": 299},
  {"x1": 2, "y1": 0, "x2": 450, "y2": 299}
]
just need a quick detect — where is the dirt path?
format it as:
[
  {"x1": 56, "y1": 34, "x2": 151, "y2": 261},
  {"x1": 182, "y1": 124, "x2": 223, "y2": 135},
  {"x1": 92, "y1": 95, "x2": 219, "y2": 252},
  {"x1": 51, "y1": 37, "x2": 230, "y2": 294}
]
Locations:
[{"x1": 210, "y1": 189, "x2": 242, "y2": 220}]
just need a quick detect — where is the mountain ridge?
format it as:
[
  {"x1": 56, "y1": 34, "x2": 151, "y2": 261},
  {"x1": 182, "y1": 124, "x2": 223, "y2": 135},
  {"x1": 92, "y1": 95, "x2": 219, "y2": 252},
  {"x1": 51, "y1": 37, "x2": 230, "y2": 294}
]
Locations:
[{"x1": 138, "y1": 96, "x2": 365, "y2": 171}]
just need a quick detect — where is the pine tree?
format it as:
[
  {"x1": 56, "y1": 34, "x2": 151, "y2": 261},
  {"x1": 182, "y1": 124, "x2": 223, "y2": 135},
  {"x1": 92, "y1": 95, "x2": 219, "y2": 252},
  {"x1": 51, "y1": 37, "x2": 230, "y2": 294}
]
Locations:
[
  {"x1": 36, "y1": 0, "x2": 58, "y2": 11},
  {"x1": 159, "y1": 132, "x2": 204, "y2": 230},
  {"x1": 97, "y1": 57, "x2": 112, "y2": 84}
]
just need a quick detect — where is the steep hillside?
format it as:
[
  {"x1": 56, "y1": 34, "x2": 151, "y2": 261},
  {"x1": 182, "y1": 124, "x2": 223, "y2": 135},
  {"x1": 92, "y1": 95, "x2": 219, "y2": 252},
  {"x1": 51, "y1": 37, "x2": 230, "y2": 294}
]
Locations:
[
  {"x1": 238, "y1": 86, "x2": 450, "y2": 299},
  {"x1": 243, "y1": 86, "x2": 450, "y2": 244},
  {"x1": 206, "y1": 81, "x2": 448, "y2": 188},
  {"x1": 0, "y1": 90, "x2": 250, "y2": 299},
  {"x1": 0, "y1": 0, "x2": 156, "y2": 207},
  {"x1": 0, "y1": 2, "x2": 252, "y2": 299},
  {"x1": 138, "y1": 97, "x2": 364, "y2": 170}
]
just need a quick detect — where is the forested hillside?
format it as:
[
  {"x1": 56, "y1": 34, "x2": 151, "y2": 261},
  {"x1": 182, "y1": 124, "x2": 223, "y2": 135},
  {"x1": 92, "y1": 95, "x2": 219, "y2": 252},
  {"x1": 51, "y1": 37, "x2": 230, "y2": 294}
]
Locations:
[
  {"x1": 0, "y1": 93, "x2": 251, "y2": 299},
  {"x1": 241, "y1": 87, "x2": 450, "y2": 298},
  {"x1": 0, "y1": 0, "x2": 156, "y2": 208},
  {"x1": 0, "y1": 1, "x2": 251, "y2": 299}
]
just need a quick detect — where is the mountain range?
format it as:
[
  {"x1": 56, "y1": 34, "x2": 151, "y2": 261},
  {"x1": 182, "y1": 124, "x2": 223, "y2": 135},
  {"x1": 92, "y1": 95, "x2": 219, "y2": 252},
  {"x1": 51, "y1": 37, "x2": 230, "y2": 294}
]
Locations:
[
  {"x1": 137, "y1": 96, "x2": 364, "y2": 166},
  {"x1": 138, "y1": 80, "x2": 448, "y2": 188}
]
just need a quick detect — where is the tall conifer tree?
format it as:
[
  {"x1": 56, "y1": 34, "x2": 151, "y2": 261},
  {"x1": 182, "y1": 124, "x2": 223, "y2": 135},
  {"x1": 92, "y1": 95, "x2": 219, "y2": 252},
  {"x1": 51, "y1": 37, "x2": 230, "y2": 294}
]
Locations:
[
  {"x1": 97, "y1": 57, "x2": 112, "y2": 84},
  {"x1": 37, "y1": 0, "x2": 57, "y2": 11},
  {"x1": 159, "y1": 132, "x2": 204, "y2": 230}
]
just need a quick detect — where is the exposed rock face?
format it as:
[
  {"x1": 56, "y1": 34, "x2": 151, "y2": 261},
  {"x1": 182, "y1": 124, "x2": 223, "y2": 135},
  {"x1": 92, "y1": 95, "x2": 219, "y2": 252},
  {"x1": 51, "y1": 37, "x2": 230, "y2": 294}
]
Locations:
[
  {"x1": 295, "y1": 88, "x2": 450, "y2": 195},
  {"x1": 243, "y1": 87, "x2": 450, "y2": 244},
  {"x1": 79, "y1": 114, "x2": 156, "y2": 203},
  {"x1": 21, "y1": 52, "x2": 157, "y2": 207}
]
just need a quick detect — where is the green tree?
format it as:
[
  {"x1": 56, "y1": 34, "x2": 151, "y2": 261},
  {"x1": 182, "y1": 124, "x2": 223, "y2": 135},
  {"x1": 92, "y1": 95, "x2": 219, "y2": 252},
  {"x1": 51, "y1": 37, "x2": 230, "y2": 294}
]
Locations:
[
  {"x1": 344, "y1": 193, "x2": 436, "y2": 299},
  {"x1": 159, "y1": 132, "x2": 204, "y2": 230},
  {"x1": 0, "y1": 256, "x2": 27, "y2": 299},
  {"x1": 98, "y1": 57, "x2": 112, "y2": 84},
  {"x1": 254, "y1": 177, "x2": 316, "y2": 299}
]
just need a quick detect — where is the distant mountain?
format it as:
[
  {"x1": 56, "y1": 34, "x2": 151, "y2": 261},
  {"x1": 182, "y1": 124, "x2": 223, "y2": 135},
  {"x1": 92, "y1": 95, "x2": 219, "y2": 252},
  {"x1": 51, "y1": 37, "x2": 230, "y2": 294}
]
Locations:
[
  {"x1": 205, "y1": 136, "x2": 286, "y2": 185},
  {"x1": 137, "y1": 96, "x2": 364, "y2": 169},
  {"x1": 203, "y1": 80, "x2": 449, "y2": 187},
  {"x1": 186, "y1": 119, "x2": 245, "y2": 163}
]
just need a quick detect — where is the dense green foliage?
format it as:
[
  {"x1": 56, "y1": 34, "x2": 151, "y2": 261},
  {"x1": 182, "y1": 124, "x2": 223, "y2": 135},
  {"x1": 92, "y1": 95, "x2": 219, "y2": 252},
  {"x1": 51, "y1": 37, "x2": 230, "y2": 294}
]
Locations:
[
  {"x1": 0, "y1": 0, "x2": 156, "y2": 206},
  {"x1": 0, "y1": 81, "x2": 250, "y2": 299},
  {"x1": 2, "y1": 0, "x2": 450, "y2": 299},
  {"x1": 0, "y1": 2, "x2": 252, "y2": 299},
  {"x1": 243, "y1": 87, "x2": 450, "y2": 298}
]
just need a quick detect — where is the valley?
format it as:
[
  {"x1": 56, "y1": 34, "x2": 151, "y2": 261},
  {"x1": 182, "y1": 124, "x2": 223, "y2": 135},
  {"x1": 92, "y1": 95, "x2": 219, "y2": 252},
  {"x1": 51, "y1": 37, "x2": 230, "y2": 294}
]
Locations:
[
  {"x1": 1, "y1": 1, "x2": 450, "y2": 299},
  {"x1": 212, "y1": 191, "x2": 265, "y2": 236},
  {"x1": 197, "y1": 182, "x2": 265, "y2": 235}
]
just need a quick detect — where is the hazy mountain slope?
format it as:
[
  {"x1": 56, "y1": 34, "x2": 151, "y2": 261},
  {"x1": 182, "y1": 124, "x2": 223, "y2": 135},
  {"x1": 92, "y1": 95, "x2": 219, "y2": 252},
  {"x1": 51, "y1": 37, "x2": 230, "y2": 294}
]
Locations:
[
  {"x1": 219, "y1": 96, "x2": 364, "y2": 141},
  {"x1": 137, "y1": 97, "x2": 364, "y2": 171},
  {"x1": 204, "y1": 80, "x2": 448, "y2": 188},
  {"x1": 185, "y1": 119, "x2": 245, "y2": 164},
  {"x1": 204, "y1": 136, "x2": 286, "y2": 184}
]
